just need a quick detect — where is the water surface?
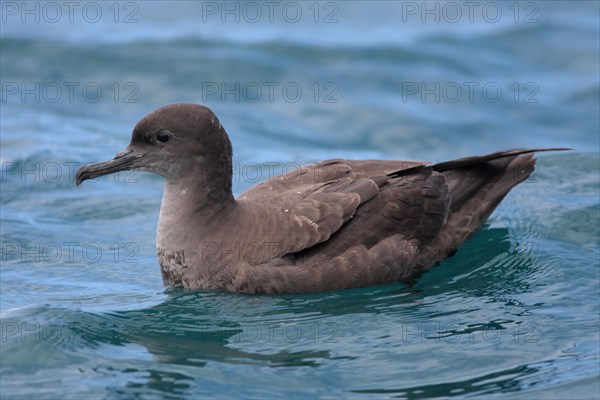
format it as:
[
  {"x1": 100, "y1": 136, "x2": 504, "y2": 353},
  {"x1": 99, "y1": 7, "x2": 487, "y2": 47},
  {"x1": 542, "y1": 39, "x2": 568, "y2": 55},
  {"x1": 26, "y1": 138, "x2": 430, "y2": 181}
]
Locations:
[{"x1": 1, "y1": 1, "x2": 599, "y2": 398}]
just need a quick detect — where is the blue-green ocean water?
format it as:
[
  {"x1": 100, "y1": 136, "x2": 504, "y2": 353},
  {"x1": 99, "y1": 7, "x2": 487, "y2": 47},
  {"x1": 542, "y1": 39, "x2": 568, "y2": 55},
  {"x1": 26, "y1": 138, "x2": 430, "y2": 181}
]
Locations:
[{"x1": 1, "y1": 1, "x2": 599, "y2": 399}]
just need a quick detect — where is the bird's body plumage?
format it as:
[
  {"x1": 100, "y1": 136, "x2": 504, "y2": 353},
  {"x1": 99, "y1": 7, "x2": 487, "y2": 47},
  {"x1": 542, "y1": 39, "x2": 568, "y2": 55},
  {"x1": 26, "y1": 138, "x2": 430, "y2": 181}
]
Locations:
[{"x1": 75, "y1": 104, "x2": 567, "y2": 294}]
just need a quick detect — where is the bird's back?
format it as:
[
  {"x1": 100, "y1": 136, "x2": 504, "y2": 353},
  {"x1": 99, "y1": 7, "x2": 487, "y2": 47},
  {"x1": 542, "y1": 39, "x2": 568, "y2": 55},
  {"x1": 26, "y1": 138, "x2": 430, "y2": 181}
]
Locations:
[{"x1": 228, "y1": 149, "x2": 554, "y2": 293}]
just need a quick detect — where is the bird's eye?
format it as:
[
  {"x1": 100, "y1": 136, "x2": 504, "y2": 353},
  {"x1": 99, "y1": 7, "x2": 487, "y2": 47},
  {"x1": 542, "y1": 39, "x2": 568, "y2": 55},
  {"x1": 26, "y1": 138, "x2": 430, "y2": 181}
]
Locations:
[{"x1": 157, "y1": 130, "x2": 172, "y2": 143}]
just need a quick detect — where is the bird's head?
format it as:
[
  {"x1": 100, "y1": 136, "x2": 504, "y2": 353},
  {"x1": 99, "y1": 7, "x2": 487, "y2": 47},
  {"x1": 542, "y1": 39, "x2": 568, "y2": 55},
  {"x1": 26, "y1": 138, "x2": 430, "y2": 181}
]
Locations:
[{"x1": 75, "y1": 103, "x2": 232, "y2": 186}]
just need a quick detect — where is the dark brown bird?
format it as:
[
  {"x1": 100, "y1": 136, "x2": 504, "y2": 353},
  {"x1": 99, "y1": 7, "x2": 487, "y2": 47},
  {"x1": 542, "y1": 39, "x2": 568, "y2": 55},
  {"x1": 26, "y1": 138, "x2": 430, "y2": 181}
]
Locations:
[{"x1": 75, "y1": 103, "x2": 568, "y2": 294}]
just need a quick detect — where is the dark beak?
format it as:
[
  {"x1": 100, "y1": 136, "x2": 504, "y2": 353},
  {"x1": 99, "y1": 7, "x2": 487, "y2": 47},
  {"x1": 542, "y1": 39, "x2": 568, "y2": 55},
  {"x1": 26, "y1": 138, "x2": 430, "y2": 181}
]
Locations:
[{"x1": 75, "y1": 148, "x2": 143, "y2": 186}]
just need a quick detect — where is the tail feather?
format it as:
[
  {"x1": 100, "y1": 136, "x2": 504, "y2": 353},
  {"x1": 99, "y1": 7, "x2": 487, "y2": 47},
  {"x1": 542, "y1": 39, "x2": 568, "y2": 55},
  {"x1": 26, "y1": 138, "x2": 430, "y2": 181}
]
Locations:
[
  {"x1": 431, "y1": 147, "x2": 570, "y2": 172},
  {"x1": 442, "y1": 152, "x2": 536, "y2": 213},
  {"x1": 433, "y1": 148, "x2": 570, "y2": 213},
  {"x1": 428, "y1": 148, "x2": 570, "y2": 255}
]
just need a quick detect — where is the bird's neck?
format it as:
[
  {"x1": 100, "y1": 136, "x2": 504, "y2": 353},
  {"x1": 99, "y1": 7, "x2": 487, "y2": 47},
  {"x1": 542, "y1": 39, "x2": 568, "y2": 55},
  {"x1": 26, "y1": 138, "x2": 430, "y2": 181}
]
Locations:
[{"x1": 157, "y1": 166, "x2": 237, "y2": 249}]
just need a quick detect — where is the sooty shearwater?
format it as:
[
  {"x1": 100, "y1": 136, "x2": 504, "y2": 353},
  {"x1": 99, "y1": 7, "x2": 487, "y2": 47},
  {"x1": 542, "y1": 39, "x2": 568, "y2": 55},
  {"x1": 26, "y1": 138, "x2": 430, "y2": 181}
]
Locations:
[{"x1": 75, "y1": 103, "x2": 568, "y2": 294}]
